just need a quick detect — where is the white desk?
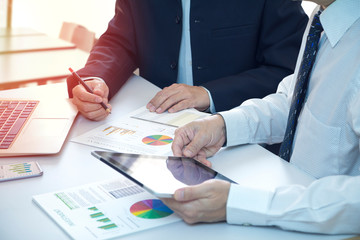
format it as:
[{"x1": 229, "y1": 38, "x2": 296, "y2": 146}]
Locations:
[{"x1": 0, "y1": 76, "x2": 354, "y2": 240}]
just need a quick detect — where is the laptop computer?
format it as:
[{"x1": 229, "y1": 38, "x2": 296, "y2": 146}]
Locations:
[{"x1": 0, "y1": 97, "x2": 77, "y2": 157}]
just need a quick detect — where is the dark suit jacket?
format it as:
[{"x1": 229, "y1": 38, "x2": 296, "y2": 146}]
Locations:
[{"x1": 67, "y1": 0, "x2": 308, "y2": 112}]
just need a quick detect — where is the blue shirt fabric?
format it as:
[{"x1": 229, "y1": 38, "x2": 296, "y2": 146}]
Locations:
[
  {"x1": 177, "y1": 0, "x2": 192, "y2": 86},
  {"x1": 177, "y1": 0, "x2": 215, "y2": 113},
  {"x1": 222, "y1": 1, "x2": 360, "y2": 234}
]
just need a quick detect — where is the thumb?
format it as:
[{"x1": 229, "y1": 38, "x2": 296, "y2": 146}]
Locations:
[
  {"x1": 87, "y1": 80, "x2": 108, "y2": 97},
  {"x1": 183, "y1": 134, "x2": 207, "y2": 158},
  {"x1": 93, "y1": 83, "x2": 105, "y2": 97},
  {"x1": 174, "y1": 183, "x2": 210, "y2": 202}
]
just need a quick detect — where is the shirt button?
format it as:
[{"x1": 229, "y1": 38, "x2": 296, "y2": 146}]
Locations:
[
  {"x1": 175, "y1": 15, "x2": 181, "y2": 24},
  {"x1": 170, "y1": 62, "x2": 177, "y2": 69},
  {"x1": 197, "y1": 66, "x2": 203, "y2": 70},
  {"x1": 194, "y1": 19, "x2": 201, "y2": 23}
]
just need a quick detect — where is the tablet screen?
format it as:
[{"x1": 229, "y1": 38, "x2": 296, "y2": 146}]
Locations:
[{"x1": 91, "y1": 151, "x2": 235, "y2": 198}]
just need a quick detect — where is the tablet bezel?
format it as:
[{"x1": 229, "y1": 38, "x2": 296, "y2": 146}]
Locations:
[{"x1": 91, "y1": 151, "x2": 235, "y2": 198}]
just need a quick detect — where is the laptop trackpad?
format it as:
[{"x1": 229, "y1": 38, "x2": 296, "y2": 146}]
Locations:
[{"x1": 23, "y1": 118, "x2": 68, "y2": 137}]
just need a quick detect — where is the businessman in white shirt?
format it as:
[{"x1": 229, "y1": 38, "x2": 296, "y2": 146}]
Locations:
[{"x1": 163, "y1": 0, "x2": 360, "y2": 234}]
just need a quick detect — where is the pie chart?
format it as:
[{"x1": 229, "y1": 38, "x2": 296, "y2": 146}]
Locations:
[
  {"x1": 130, "y1": 199, "x2": 173, "y2": 219},
  {"x1": 142, "y1": 135, "x2": 173, "y2": 146}
]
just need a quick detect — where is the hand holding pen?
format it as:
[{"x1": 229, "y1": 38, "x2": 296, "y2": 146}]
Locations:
[{"x1": 69, "y1": 68, "x2": 112, "y2": 120}]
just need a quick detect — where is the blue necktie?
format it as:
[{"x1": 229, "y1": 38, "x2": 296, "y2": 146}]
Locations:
[{"x1": 279, "y1": 11, "x2": 323, "y2": 162}]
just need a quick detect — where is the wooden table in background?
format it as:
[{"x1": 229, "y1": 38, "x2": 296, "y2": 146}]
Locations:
[
  {"x1": 0, "y1": 27, "x2": 44, "y2": 38},
  {"x1": 0, "y1": 35, "x2": 75, "y2": 54},
  {"x1": 0, "y1": 48, "x2": 89, "y2": 89}
]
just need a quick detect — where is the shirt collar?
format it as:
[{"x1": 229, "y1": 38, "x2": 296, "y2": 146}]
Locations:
[{"x1": 320, "y1": 0, "x2": 360, "y2": 47}]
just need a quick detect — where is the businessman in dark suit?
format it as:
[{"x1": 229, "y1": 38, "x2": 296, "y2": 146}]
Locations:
[{"x1": 68, "y1": 0, "x2": 308, "y2": 121}]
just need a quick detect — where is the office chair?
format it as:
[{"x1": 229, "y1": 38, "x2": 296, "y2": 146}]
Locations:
[
  {"x1": 59, "y1": 22, "x2": 79, "y2": 42},
  {"x1": 71, "y1": 25, "x2": 96, "y2": 52}
]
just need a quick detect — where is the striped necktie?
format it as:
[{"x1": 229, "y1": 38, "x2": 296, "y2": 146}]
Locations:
[{"x1": 279, "y1": 11, "x2": 323, "y2": 162}]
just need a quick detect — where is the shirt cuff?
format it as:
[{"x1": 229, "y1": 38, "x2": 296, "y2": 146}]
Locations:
[
  {"x1": 218, "y1": 109, "x2": 250, "y2": 147},
  {"x1": 226, "y1": 183, "x2": 272, "y2": 226},
  {"x1": 82, "y1": 76, "x2": 104, "y2": 82},
  {"x1": 200, "y1": 86, "x2": 216, "y2": 113}
]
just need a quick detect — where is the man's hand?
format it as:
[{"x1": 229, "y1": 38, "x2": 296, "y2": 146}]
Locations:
[
  {"x1": 172, "y1": 114, "x2": 226, "y2": 166},
  {"x1": 146, "y1": 84, "x2": 210, "y2": 113},
  {"x1": 71, "y1": 79, "x2": 112, "y2": 121},
  {"x1": 161, "y1": 179, "x2": 231, "y2": 224}
]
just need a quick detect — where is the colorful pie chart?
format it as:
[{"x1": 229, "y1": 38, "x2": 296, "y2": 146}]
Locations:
[
  {"x1": 142, "y1": 135, "x2": 173, "y2": 146},
  {"x1": 130, "y1": 199, "x2": 173, "y2": 219}
]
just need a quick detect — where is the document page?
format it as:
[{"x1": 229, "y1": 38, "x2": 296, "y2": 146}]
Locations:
[
  {"x1": 130, "y1": 106, "x2": 209, "y2": 127},
  {"x1": 71, "y1": 116, "x2": 176, "y2": 156},
  {"x1": 33, "y1": 177, "x2": 180, "y2": 240}
]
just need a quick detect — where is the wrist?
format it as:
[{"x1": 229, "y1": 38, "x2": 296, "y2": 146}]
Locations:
[
  {"x1": 212, "y1": 114, "x2": 227, "y2": 146},
  {"x1": 195, "y1": 86, "x2": 211, "y2": 112},
  {"x1": 199, "y1": 86, "x2": 214, "y2": 113}
]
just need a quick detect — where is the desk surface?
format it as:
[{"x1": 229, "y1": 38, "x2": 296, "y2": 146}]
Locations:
[
  {"x1": 0, "y1": 35, "x2": 75, "y2": 54},
  {"x1": 0, "y1": 77, "x2": 353, "y2": 240},
  {"x1": 0, "y1": 27, "x2": 44, "y2": 37},
  {"x1": 0, "y1": 48, "x2": 89, "y2": 89}
]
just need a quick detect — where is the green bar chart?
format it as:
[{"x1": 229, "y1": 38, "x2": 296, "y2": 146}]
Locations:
[
  {"x1": 87, "y1": 206, "x2": 118, "y2": 231},
  {"x1": 98, "y1": 223, "x2": 117, "y2": 230}
]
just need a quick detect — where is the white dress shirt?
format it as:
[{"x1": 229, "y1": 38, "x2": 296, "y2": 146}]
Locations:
[
  {"x1": 220, "y1": 1, "x2": 360, "y2": 234},
  {"x1": 177, "y1": 0, "x2": 216, "y2": 113}
]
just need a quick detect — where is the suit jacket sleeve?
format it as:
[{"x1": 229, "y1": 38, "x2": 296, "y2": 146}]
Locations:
[
  {"x1": 67, "y1": 0, "x2": 137, "y2": 99},
  {"x1": 201, "y1": 0, "x2": 308, "y2": 112}
]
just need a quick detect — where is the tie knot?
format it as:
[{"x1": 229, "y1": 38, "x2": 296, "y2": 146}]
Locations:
[{"x1": 311, "y1": 11, "x2": 323, "y2": 33}]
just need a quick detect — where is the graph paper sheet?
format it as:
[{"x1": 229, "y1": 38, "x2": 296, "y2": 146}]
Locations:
[
  {"x1": 33, "y1": 177, "x2": 180, "y2": 239},
  {"x1": 130, "y1": 106, "x2": 209, "y2": 127},
  {"x1": 71, "y1": 115, "x2": 176, "y2": 156}
]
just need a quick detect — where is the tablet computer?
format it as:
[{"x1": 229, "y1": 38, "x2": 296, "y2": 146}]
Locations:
[{"x1": 91, "y1": 151, "x2": 236, "y2": 198}]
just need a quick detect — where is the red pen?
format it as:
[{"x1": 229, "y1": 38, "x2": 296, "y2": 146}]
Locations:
[{"x1": 69, "y1": 68, "x2": 111, "y2": 114}]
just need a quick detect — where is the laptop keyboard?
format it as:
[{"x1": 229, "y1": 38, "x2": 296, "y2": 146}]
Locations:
[{"x1": 0, "y1": 100, "x2": 39, "y2": 149}]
